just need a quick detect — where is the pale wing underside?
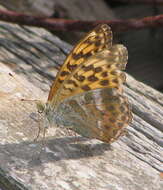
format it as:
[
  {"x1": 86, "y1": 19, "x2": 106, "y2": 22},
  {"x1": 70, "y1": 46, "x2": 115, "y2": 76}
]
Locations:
[
  {"x1": 55, "y1": 88, "x2": 132, "y2": 143},
  {"x1": 48, "y1": 24, "x2": 112, "y2": 101},
  {"x1": 51, "y1": 44, "x2": 128, "y2": 105}
]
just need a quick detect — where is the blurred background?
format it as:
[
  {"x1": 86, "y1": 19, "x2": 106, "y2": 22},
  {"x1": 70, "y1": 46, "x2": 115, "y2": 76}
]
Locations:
[{"x1": 0, "y1": 0, "x2": 163, "y2": 92}]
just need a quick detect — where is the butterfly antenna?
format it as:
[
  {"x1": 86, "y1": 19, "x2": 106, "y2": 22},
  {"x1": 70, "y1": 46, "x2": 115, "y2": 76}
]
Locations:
[
  {"x1": 8, "y1": 72, "x2": 24, "y2": 87},
  {"x1": 8, "y1": 72, "x2": 40, "y2": 103},
  {"x1": 21, "y1": 98, "x2": 40, "y2": 103}
]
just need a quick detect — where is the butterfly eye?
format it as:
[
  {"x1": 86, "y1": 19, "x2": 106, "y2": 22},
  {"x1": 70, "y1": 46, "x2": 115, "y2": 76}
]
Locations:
[{"x1": 38, "y1": 110, "x2": 43, "y2": 114}]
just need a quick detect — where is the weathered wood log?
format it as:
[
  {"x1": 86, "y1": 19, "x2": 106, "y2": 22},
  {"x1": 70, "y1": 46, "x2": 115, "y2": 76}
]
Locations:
[
  {"x1": 0, "y1": 21, "x2": 162, "y2": 190},
  {"x1": 1, "y1": 0, "x2": 163, "y2": 93}
]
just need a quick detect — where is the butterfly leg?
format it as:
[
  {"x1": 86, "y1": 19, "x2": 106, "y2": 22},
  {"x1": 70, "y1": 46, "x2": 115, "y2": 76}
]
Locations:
[
  {"x1": 66, "y1": 128, "x2": 78, "y2": 137},
  {"x1": 110, "y1": 128, "x2": 128, "y2": 143},
  {"x1": 40, "y1": 127, "x2": 47, "y2": 151},
  {"x1": 33, "y1": 113, "x2": 42, "y2": 142}
]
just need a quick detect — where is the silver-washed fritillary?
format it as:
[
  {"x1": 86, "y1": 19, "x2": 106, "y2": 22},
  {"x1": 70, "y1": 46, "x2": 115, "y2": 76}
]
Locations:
[{"x1": 37, "y1": 24, "x2": 132, "y2": 143}]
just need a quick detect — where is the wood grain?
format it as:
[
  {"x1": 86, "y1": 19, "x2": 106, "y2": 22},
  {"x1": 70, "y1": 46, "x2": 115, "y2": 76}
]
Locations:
[{"x1": 0, "y1": 21, "x2": 162, "y2": 190}]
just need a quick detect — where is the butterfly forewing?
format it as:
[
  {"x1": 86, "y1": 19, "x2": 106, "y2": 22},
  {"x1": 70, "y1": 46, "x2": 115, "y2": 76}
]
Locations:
[
  {"x1": 54, "y1": 44, "x2": 128, "y2": 104},
  {"x1": 48, "y1": 24, "x2": 112, "y2": 102}
]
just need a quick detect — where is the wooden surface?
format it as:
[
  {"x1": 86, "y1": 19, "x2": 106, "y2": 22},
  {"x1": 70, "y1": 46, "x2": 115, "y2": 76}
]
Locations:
[
  {"x1": 0, "y1": 21, "x2": 162, "y2": 190},
  {"x1": 1, "y1": 0, "x2": 163, "y2": 90}
]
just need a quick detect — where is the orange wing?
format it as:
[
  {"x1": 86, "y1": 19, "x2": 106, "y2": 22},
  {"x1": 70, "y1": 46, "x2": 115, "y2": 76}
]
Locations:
[
  {"x1": 48, "y1": 24, "x2": 112, "y2": 101},
  {"x1": 53, "y1": 45, "x2": 128, "y2": 104}
]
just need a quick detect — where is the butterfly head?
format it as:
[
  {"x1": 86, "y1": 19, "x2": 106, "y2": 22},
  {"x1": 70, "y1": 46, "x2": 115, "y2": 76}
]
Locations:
[
  {"x1": 36, "y1": 101, "x2": 55, "y2": 129},
  {"x1": 36, "y1": 100, "x2": 45, "y2": 114}
]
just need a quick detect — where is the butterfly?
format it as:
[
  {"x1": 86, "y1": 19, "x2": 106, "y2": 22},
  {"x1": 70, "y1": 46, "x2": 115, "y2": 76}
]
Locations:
[{"x1": 37, "y1": 24, "x2": 132, "y2": 143}]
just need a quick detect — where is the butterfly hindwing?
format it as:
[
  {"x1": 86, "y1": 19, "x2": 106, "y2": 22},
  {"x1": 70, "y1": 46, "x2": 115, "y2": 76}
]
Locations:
[{"x1": 55, "y1": 88, "x2": 132, "y2": 143}]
